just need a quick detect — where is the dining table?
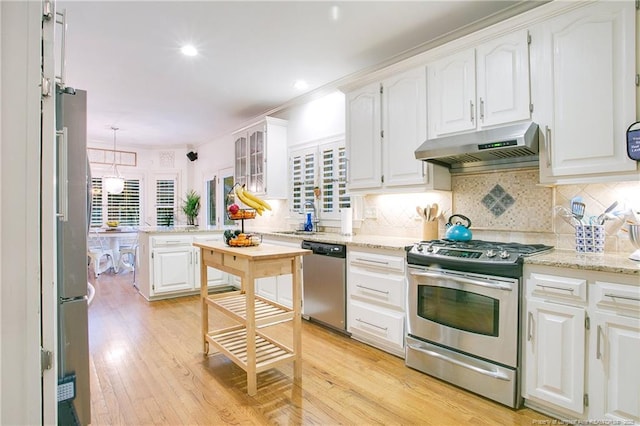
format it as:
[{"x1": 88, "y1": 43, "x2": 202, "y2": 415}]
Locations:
[{"x1": 93, "y1": 227, "x2": 138, "y2": 272}]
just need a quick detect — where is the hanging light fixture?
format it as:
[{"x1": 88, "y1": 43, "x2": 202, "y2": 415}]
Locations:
[{"x1": 103, "y1": 126, "x2": 125, "y2": 194}]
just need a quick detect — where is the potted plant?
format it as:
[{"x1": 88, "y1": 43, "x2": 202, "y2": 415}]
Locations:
[{"x1": 182, "y1": 190, "x2": 201, "y2": 226}]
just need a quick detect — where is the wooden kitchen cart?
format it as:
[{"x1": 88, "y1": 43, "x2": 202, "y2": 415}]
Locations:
[{"x1": 193, "y1": 241, "x2": 310, "y2": 395}]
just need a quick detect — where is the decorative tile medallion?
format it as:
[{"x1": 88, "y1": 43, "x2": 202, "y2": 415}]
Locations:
[{"x1": 482, "y1": 184, "x2": 514, "y2": 217}]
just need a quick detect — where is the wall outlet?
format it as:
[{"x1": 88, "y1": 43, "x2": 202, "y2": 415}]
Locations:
[{"x1": 364, "y1": 207, "x2": 378, "y2": 219}]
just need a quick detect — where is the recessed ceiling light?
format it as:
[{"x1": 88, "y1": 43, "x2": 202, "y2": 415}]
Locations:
[
  {"x1": 181, "y1": 44, "x2": 198, "y2": 57},
  {"x1": 330, "y1": 5, "x2": 341, "y2": 21},
  {"x1": 294, "y1": 80, "x2": 309, "y2": 91}
]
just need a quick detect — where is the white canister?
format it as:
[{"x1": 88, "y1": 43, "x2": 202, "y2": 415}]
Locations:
[{"x1": 340, "y1": 208, "x2": 353, "y2": 236}]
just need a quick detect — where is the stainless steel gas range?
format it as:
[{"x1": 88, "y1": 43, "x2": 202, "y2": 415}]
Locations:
[{"x1": 405, "y1": 239, "x2": 553, "y2": 408}]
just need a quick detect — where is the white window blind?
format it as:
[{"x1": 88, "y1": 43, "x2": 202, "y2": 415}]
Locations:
[
  {"x1": 107, "y1": 180, "x2": 141, "y2": 226},
  {"x1": 320, "y1": 142, "x2": 350, "y2": 220},
  {"x1": 289, "y1": 147, "x2": 316, "y2": 213},
  {"x1": 90, "y1": 178, "x2": 104, "y2": 227},
  {"x1": 90, "y1": 178, "x2": 141, "y2": 227},
  {"x1": 156, "y1": 179, "x2": 175, "y2": 226}
]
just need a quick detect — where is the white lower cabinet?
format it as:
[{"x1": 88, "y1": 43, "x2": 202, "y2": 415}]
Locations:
[
  {"x1": 589, "y1": 282, "x2": 640, "y2": 423},
  {"x1": 138, "y1": 232, "x2": 230, "y2": 300},
  {"x1": 347, "y1": 248, "x2": 406, "y2": 357},
  {"x1": 193, "y1": 235, "x2": 227, "y2": 289},
  {"x1": 525, "y1": 298, "x2": 586, "y2": 414},
  {"x1": 523, "y1": 265, "x2": 640, "y2": 424},
  {"x1": 251, "y1": 237, "x2": 299, "y2": 309}
]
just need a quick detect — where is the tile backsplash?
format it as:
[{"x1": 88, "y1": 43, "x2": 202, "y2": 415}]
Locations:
[
  {"x1": 357, "y1": 168, "x2": 638, "y2": 253},
  {"x1": 250, "y1": 168, "x2": 639, "y2": 255}
]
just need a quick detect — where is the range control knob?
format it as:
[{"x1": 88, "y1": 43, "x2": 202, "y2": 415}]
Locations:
[
  {"x1": 416, "y1": 244, "x2": 424, "y2": 252},
  {"x1": 499, "y1": 250, "x2": 510, "y2": 259},
  {"x1": 486, "y1": 249, "x2": 496, "y2": 258},
  {"x1": 426, "y1": 244, "x2": 435, "y2": 253}
]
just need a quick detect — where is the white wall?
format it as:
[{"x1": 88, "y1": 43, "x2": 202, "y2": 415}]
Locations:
[
  {"x1": 278, "y1": 91, "x2": 346, "y2": 146},
  {"x1": 0, "y1": 2, "x2": 44, "y2": 424}
]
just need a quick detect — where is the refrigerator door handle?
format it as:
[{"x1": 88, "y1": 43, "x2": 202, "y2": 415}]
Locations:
[{"x1": 57, "y1": 127, "x2": 69, "y2": 221}]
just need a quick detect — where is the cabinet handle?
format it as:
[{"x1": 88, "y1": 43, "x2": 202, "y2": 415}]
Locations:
[
  {"x1": 479, "y1": 98, "x2": 485, "y2": 122},
  {"x1": 536, "y1": 284, "x2": 574, "y2": 293},
  {"x1": 603, "y1": 293, "x2": 640, "y2": 302},
  {"x1": 356, "y1": 284, "x2": 389, "y2": 295},
  {"x1": 544, "y1": 126, "x2": 552, "y2": 167},
  {"x1": 354, "y1": 258, "x2": 389, "y2": 266},
  {"x1": 356, "y1": 318, "x2": 387, "y2": 331},
  {"x1": 56, "y1": 128, "x2": 68, "y2": 222},
  {"x1": 527, "y1": 311, "x2": 533, "y2": 341},
  {"x1": 596, "y1": 325, "x2": 603, "y2": 359},
  {"x1": 54, "y1": 10, "x2": 67, "y2": 86},
  {"x1": 470, "y1": 100, "x2": 475, "y2": 124}
]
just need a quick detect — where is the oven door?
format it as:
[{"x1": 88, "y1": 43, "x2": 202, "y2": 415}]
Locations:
[{"x1": 407, "y1": 265, "x2": 519, "y2": 367}]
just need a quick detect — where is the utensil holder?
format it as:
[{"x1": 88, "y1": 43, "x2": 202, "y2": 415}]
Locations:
[
  {"x1": 575, "y1": 224, "x2": 605, "y2": 253},
  {"x1": 422, "y1": 220, "x2": 438, "y2": 241}
]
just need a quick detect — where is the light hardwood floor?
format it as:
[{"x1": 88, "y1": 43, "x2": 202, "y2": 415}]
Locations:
[{"x1": 88, "y1": 272, "x2": 553, "y2": 425}]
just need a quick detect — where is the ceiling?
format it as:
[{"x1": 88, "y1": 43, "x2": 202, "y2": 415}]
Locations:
[{"x1": 58, "y1": 1, "x2": 541, "y2": 149}]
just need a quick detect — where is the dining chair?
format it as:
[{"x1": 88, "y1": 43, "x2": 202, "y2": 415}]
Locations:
[
  {"x1": 87, "y1": 231, "x2": 115, "y2": 277},
  {"x1": 118, "y1": 233, "x2": 139, "y2": 283}
]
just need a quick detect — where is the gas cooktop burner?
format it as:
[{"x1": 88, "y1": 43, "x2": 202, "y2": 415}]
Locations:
[
  {"x1": 416, "y1": 239, "x2": 553, "y2": 257},
  {"x1": 406, "y1": 239, "x2": 554, "y2": 278}
]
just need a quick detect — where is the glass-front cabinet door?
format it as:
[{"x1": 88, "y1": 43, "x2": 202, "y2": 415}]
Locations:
[
  {"x1": 248, "y1": 126, "x2": 265, "y2": 193},
  {"x1": 234, "y1": 135, "x2": 247, "y2": 188}
]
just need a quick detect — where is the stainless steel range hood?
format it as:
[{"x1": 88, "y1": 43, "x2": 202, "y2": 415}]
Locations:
[{"x1": 415, "y1": 121, "x2": 539, "y2": 173}]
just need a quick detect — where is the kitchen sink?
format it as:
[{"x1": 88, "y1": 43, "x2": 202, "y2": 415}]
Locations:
[{"x1": 274, "y1": 230, "x2": 323, "y2": 236}]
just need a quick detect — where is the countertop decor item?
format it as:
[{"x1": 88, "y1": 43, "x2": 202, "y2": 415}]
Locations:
[
  {"x1": 629, "y1": 224, "x2": 640, "y2": 261},
  {"x1": 182, "y1": 190, "x2": 201, "y2": 226},
  {"x1": 444, "y1": 214, "x2": 472, "y2": 241}
]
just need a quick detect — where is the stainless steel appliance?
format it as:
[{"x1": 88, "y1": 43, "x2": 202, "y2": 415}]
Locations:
[
  {"x1": 405, "y1": 239, "x2": 552, "y2": 408},
  {"x1": 301, "y1": 241, "x2": 348, "y2": 333},
  {"x1": 56, "y1": 86, "x2": 91, "y2": 425},
  {"x1": 414, "y1": 121, "x2": 539, "y2": 173}
]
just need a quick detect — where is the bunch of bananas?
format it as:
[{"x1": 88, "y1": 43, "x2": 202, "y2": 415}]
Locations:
[{"x1": 234, "y1": 184, "x2": 272, "y2": 216}]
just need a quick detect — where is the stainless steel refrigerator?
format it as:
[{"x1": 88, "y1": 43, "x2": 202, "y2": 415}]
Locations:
[{"x1": 56, "y1": 86, "x2": 91, "y2": 425}]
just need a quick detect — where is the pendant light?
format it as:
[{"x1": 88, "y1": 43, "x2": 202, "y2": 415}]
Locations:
[{"x1": 103, "y1": 126, "x2": 125, "y2": 194}]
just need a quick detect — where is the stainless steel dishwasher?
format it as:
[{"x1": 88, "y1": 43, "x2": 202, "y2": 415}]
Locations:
[{"x1": 301, "y1": 240, "x2": 348, "y2": 334}]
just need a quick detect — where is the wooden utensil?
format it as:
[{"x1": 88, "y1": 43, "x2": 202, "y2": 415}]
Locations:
[{"x1": 430, "y1": 203, "x2": 439, "y2": 221}]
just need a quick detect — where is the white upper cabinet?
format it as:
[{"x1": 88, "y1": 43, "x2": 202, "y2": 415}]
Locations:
[
  {"x1": 346, "y1": 82, "x2": 382, "y2": 190},
  {"x1": 346, "y1": 67, "x2": 450, "y2": 192},
  {"x1": 531, "y1": 1, "x2": 637, "y2": 182},
  {"x1": 233, "y1": 117, "x2": 288, "y2": 198},
  {"x1": 428, "y1": 29, "x2": 531, "y2": 138}
]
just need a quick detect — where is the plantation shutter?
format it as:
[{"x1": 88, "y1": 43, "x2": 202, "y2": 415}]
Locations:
[
  {"x1": 156, "y1": 179, "x2": 175, "y2": 226},
  {"x1": 90, "y1": 178, "x2": 103, "y2": 227},
  {"x1": 320, "y1": 141, "x2": 349, "y2": 220},
  {"x1": 289, "y1": 147, "x2": 316, "y2": 213},
  {"x1": 106, "y1": 179, "x2": 141, "y2": 226}
]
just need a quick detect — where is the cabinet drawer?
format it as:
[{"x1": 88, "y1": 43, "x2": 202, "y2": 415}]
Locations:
[
  {"x1": 348, "y1": 300, "x2": 404, "y2": 348},
  {"x1": 151, "y1": 235, "x2": 192, "y2": 247},
  {"x1": 348, "y1": 268, "x2": 405, "y2": 309},
  {"x1": 222, "y1": 253, "x2": 249, "y2": 272},
  {"x1": 201, "y1": 248, "x2": 223, "y2": 268},
  {"x1": 349, "y1": 250, "x2": 405, "y2": 272},
  {"x1": 527, "y1": 272, "x2": 587, "y2": 303},
  {"x1": 592, "y1": 281, "x2": 640, "y2": 315}
]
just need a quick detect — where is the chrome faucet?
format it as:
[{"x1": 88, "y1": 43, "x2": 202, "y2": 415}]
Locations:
[{"x1": 303, "y1": 200, "x2": 319, "y2": 232}]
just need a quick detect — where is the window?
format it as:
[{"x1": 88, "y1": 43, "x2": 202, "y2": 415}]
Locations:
[
  {"x1": 90, "y1": 178, "x2": 141, "y2": 227},
  {"x1": 289, "y1": 138, "x2": 350, "y2": 222},
  {"x1": 320, "y1": 143, "x2": 349, "y2": 217},
  {"x1": 290, "y1": 146, "x2": 316, "y2": 212},
  {"x1": 156, "y1": 179, "x2": 175, "y2": 226}
]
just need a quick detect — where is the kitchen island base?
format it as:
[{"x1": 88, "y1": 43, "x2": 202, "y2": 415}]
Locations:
[{"x1": 194, "y1": 242, "x2": 309, "y2": 395}]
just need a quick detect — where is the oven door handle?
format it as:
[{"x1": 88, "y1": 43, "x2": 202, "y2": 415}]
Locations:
[
  {"x1": 409, "y1": 270, "x2": 513, "y2": 291},
  {"x1": 407, "y1": 342, "x2": 511, "y2": 381}
]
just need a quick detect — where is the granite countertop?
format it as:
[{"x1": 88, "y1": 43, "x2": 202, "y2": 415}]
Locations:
[
  {"x1": 137, "y1": 225, "x2": 222, "y2": 234},
  {"x1": 137, "y1": 226, "x2": 640, "y2": 275},
  {"x1": 524, "y1": 249, "x2": 640, "y2": 276}
]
